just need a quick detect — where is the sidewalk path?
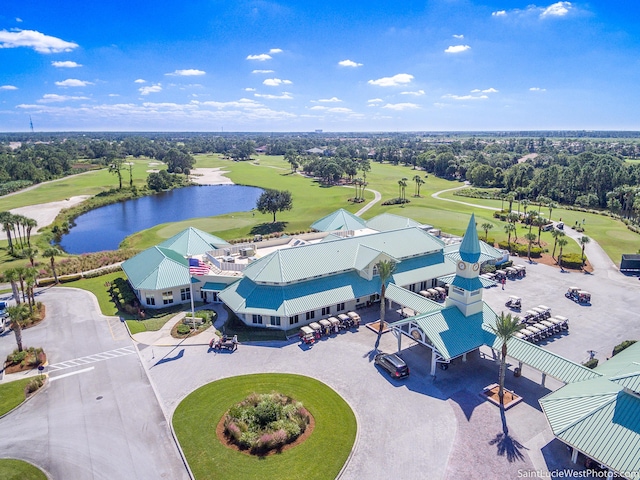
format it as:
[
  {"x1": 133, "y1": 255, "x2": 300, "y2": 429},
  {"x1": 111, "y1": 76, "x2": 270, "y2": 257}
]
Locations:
[{"x1": 355, "y1": 188, "x2": 382, "y2": 216}]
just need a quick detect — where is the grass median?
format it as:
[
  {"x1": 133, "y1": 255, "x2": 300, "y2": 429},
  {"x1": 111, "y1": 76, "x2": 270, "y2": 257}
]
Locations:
[
  {"x1": 0, "y1": 459, "x2": 47, "y2": 480},
  {"x1": 173, "y1": 373, "x2": 356, "y2": 480}
]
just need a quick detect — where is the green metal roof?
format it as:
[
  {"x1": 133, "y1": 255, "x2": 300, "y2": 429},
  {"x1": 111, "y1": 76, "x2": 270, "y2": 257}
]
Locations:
[
  {"x1": 365, "y1": 213, "x2": 427, "y2": 232},
  {"x1": 390, "y1": 253, "x2": 455, "y2": 287},
  {"x1": 540, "y1": 342, "x2": 640, "y2": 477},
  {"x1": 122, "y1": 246, "x2": 190, "y2": 290},
  {"x1": 158, "y1": 227, "x2": 229, "y2": 256},
  {"x1": 219, "y1": 271, "x2": 379, "y2": 317},
  {"x1": 385, "y1": 283, "x2": 444, "y2": 315},
  {"x1": 243, "y1": 227, "x2": 445, "y2": 285},
  {"x1": 310, "y1": 208, "x2": 367, "y2": 232},
  {"x1": 444, "y1": 239, "x2": 505, "y2": 264},
  {"x1": 609, "y1": 365, "x2": 640, "y2": 393}
]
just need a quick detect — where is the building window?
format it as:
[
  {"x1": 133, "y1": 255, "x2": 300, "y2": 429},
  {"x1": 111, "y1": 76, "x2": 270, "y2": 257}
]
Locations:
[
  {"x1": 372, "y1": 265, "x2": 379, "y2": 276},
  {"x1": 420, "y1": 281, "x2": 428, "y2": 290},
  {"x1": 453, "y1": 286, "x2": 465, "y2": 296},
  {"x1": 252, "y1": 314, "x2": 263, "y2": 324},
  {"x1": 180, "y1": 288, "x2": 191, "y2": 301},
  {"x1": 409, "y1": 284, "x2": 416, "y2": 292},
  {"x1": 336, "y1": 302, "x2": 345, "y2": 311},
  {"x1": 322, "y1": 306, "x2": 330, "y2": 316},
  {"x1": 145, "y1": 295, "x2": 155, "y2": 306},
  {"x1": 162, "y1": 291, "x2": 173, "y2": 305},
  {"x1": 290, "y1": 315, "x2": 299, "y2": 325},
  {"x1": 305, "y1": 311, "x2": 315, "y2": 320},
  {"x1": 270, "y1": 316, "x2": 281, "y2": 326}
]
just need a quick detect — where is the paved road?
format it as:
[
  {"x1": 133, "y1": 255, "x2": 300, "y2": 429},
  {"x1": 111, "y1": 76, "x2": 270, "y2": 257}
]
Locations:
[
  {"x1": 0, "y1": 288, "x2": 188, "y2": 480},
  {"x1": 355, "y1": 187, "x2": 382, "y2": 216}
]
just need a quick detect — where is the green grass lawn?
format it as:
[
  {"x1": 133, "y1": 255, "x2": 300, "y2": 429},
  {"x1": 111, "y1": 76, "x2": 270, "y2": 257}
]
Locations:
[
  {"x1": 58, "y1": 271, "x2": 126, "y2": 316},
  {"x1": 0, "y1": 459, "x2": 47, "y2": 480},
  {"x1": 0, "y1": 377, "x2": 36, "y2": 417},
  {"x1": 173, "y1": 373, "x2": 356, "y2": 480}
]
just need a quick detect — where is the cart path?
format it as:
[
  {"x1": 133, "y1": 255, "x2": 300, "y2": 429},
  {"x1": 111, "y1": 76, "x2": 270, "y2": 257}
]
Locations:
[
  {"x1": 355, "y1": 188, "x2": 382, "y2": 216},
  {"x1": 431, "y1": 184, "x2": 498, "y2": 211}
]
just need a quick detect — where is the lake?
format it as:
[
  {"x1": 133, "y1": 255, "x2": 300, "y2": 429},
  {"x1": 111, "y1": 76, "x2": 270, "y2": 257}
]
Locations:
[{"x1": 58, "y1": 185, "x2": 263, "y2": 254}]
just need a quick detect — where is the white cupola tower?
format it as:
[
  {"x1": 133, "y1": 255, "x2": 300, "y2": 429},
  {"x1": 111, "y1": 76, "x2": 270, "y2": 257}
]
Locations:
[{"x1": 445, "y1": 214, "x2": 485, "y2": 316}]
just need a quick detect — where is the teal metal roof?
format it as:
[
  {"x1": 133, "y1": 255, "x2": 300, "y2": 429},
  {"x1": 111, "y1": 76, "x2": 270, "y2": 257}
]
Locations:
[
  {"x1": 158, "y1": 227, "x2": 229, "y2": 256},
  {"x1": 390, "y1": 253, "x2": 455, "y2": 287},
  {"x1": 385, "y1": 283, "x2": 444, "y2": 315},
  {"x1": 458, "y1": 214, "x2": 481, "y2": 263},
  {"x1": 122, "y1": 246, "x2": 190, "y2": 290},
  {"x1": 365, "y1": 213, "x2": 426, "y2": 232},
  {"x1": 310, "y1": 208, "x2": 367, "y2": 232},
  {"x1": 219, "y1": 271, "x2": 379, "y2": 317},
  {"x1": 444, "y1": 240, "x2": 505, "y2": 264},
  {"x1": 201, "y1": 282, "x2": 234, "y2": 291},
  {"x1": 438, "y1": 273, "x2": 497, "y2": 289},
  {"x1": 243, "y1": 227, "x2": 445, "y2": 284},
  {"x1": 540, "y1": 342, "x2": 640, "y2": 477}
]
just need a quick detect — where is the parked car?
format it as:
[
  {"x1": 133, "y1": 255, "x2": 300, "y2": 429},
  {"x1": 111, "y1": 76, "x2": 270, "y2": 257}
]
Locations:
[
  {"x1": 556, "y1": 222, "x2": 564, "y2": 230},
  {"x1": 374, "y1": 352, "x2": 410, "y2": 378}
]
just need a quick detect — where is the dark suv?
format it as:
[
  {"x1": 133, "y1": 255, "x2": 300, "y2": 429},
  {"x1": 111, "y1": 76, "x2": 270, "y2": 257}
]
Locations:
[{"x1": 374, "y1": 352, "x2": 410, "y2": 378}]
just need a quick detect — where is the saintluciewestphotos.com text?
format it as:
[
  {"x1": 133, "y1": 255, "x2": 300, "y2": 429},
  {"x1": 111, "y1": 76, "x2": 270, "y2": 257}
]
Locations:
[{"x1": 518, "y1": 469, "x2": 640, "y2": 478}]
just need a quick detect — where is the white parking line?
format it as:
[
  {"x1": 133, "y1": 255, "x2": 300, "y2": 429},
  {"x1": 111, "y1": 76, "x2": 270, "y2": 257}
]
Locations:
[{"x1": 49, "y1": 367, "x2": 95, "y2": 382}]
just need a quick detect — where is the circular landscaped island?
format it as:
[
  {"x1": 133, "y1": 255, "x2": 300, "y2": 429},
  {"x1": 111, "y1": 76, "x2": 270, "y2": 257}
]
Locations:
[{"x1": 173, "y1": 373, "x2": 357, "y2": 480}]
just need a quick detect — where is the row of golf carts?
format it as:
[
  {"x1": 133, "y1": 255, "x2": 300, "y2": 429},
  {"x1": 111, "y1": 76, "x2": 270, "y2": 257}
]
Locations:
[
  {"x1": 299, "y1": 311, "x2": 361, "y2": 345},
  {"x1": 418, "y1": 286, "x2": 447, "y2": 302},
  {"x1": 513, "y1": 304, "x2": 569, "y2": 343},
  {"x1": 481, "y1": 265, "x2": 526, "y2": 283}
]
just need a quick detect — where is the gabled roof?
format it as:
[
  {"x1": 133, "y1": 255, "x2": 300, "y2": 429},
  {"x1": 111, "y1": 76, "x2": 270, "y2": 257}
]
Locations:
[
  {"x1": 458, "y1": 214, "x2": 481, "y2": 263},
  {"x1": 444, "y1": 239, "x2": 504, "y2": 264},
  {"x1": 366, "y1": 213, "x2": 426, "y2": 232},
  {"x1": 158, "y1": 227, "x2": 229, "y2": 256},
  {"x1": 437, "y1": 273, "x2": 497, "y2": 289},
  {"x1": 310, "y1": 208, "x2": 367, "y2": 232},
  {"x1": 243, "y1": 227, "x2": 445, "y2": 284},
  {"x1": 540, "y1": 342, "x2": 640, "y2": 477},
  {"x1": 122, "y1": 246, "x2": 190, "y2": 290},
  {"x1": 385, "y1": 283, "x2": 444, "y2": 315}
]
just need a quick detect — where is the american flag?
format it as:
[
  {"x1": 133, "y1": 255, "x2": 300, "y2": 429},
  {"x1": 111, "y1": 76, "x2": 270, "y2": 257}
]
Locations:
[{"x1": 189, "y1": 258, "x2": 209, "y2": 276}]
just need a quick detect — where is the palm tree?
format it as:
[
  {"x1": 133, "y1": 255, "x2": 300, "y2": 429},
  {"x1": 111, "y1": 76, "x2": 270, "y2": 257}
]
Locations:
[
  {"x1": 488, "y1": 312, "x2": 522, "y2": 404},
  {"x1": 3, "y1": 268, "x2": 21, "y2": 304},
  {"x1": 7, "y1": 303, "x2": 30, "y2": 352},
  {"x1": 400, "y1": 177, "x2": 408, "y2": 202},
  {"x1": 413, "y1": 174, "x2": 421, "y2": 196},
  {"x1": 524, "y1": 232, "x2": 537, "y2": 262},
  {"x1": 23, "y1": 268, "x2": 38, "y2": 314},
  {"x1": 24, "y1": 217, "x2": 37, "y2": 248},
  {"x1": 416, "y1": 176, "x2": 426, "y2": 197},
  {"x1": 481, "y1": 222, "x2": 494, "y2": 242},
  {"x1": 43, "y1": 246, "x2": 63, "y2": 284},
  {"x1": 534, "y1": 216, "x2": 547, "y2": 245},
  {"x1": 397, "y1": 179, "x2": 403, "y2": 199},
  {"x1": 0, "y1": 211, "x2": 16, "y2": 255},
  {"x1": 527, "y1": 210, "x2": 538, "y2": 234},
  {"x1": 21, "y1": 247, "x2": 38, "y2": 267},
  {"x1": 557, "y1": 238, "x2": 569, "y2": 271},
  {"x1": 375, "y1": 259, "x2": 397, "y2": 345},
  {"x1": 506, "y1": 193, "x2": 515, "y2": 213},
  {"x1": 551, "y1": 230, "x2": 565, "y2": 259},
  {"x1": 579, "y1": 236, "x2": 590, "y2": 269},
  {"x1": 504, "y1": 224, "x2": 516, "y2": 249},
  {"x1": 547, "y1": 202, "x2": 558, "y2": 222},
  {"x1": 521, "y1": 199, "x2": 530, "y2": 220}
]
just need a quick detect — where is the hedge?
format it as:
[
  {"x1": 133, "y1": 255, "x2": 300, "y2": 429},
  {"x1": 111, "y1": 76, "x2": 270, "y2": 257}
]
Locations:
[
  {"x1": 496, "y1": 241, "x2": 543, "y2": 258},
  {"x1": 559, "y1": 253, "x2": 585, "y2": 269},
  {"x1": 612, "y1": 340, "x2": 637, "y2": 357}
]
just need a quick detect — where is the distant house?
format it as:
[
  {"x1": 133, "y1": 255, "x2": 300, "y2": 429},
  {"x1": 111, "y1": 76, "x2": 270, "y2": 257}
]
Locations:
[
  {"x1": 255, "y1": 145, "x2": 268, "y2": 153},
  {"x1": 305, "y1": 147, "x2": 325, "y2": 155}
]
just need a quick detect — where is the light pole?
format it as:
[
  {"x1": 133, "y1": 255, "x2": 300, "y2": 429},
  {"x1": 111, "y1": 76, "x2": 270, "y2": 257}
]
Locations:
[{"x1": 188, "y1": 254, "x2": 196, "y2": 330}]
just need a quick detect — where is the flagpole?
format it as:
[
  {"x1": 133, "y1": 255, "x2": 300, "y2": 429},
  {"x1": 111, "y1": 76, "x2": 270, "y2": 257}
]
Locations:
[{"x1": 188, "y1": 254, "x2": 196, "y2": 330}]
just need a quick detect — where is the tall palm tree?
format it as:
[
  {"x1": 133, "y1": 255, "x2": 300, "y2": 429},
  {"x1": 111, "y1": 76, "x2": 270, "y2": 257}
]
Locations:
[
  {"x1": 557, "y1": 238, "x2": 569, "y2": 271},
  {"x1": 488, "y1": 312, "x2": 522, "y2": 404},
  {"x1": 527, "y1": 210, "x2": 538, "y2": 234},
  {"x1": 521, "y1": 199, "x2": 530, "y2": 220},
  {"x1": 7, "y1": 303, "x2": 30, "y2": 352},
  {"x1": 416, "y1": 176, "x2": 426, "y2": 197},
  {"x1": 413, "y1": 174, "x2": 421, "y2": 196},
  {"x1": 504, "y1": 224, "x2": 516, "y2": 249},
  {"x1": 534, "y1": 216, "x2": 547, "y2": 245},
  {"x1": 400, "y1": 177, "x2": 408, "y2": 202},
  {"x1": 375, "y1": 259, "x2": 397, "y2": 344},
  {"x1": 43, "y1": 246, "x2": 63, "y2": 283},
  {"x1": 551, "y1": 230, "x2": 565, "y2": 258},
  {"x1": 506, "y1": 193, "x2": 515, "y2": 213},
  {"x1": 481, "y1": 222, "x2": 494, "y2": 242},
  {"x1": 0, "y1": 211, "x2": 16, "y2": 255},
  {"x1": 23, "y1": 268, "x2": 38, "y2": 314},
  {"x1": 524, "y1": 232, "x2": 537, "y2": 262},
  {"x1": 3, "y1": 268, "x2": 21, "y2": 304},
  {"x1": 24, "y1": 217, "x2": 37, "y2": 248},
  {"x1": 547, "y1": 202, "x2": 558, "y2": 222},
  {"x1": 579, "y1": 236, "x2": 590, "y2": 269},
  {"x1": 22, "y1": 247, "x2": 38, "y2": 267}
]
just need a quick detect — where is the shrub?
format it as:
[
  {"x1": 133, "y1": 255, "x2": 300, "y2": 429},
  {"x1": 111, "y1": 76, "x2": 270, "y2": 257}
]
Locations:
[
  {"x1": 381, "y1": 198, "x2": 410, "y2": 206},
  {"x1": 25, "y1": 375, "x2": 45, "y2": 394},
  {"x1": 176, "y1": 324, "x2": 191, "y2": 335},
  {"x1": 8, "y1": 350, "x2": 27, "y2": 364},
  {"x1": 583, "y1": 358, "x2": 599, "y2": 369},
  {"x1": 612, "y1": 340, "x2": 637, "y2": 357},
  {"x1": 559, "y1": 253, "x2": 584, "y2": 269}
]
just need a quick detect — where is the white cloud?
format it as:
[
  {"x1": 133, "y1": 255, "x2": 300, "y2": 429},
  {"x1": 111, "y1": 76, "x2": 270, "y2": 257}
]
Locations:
[
  {"x1": 38, "y1": 93, "x2": 89, "y2": 103},
  {"x1": 529, "y1": 87, "x2": 547, "y2": 92},
  {"x1": 246, "y1": 53, "x2": 272, "y2": 61},
  {"x1": 199, "y1": 98, "x2": 262, "y2": 109},
  {"x1": 541, "y1": 2, "x2": 572, "y2": 18},
  {"x1": 252, "y1": 69, "x2": 274, "y2": 74},
  {"x1": 166, "y1": 69, "x2": 206, "y2": 76},
  {"x1": 471, "y1": 89, "x2": 481, "y2": 93},
  {"x1": 0, "y1": 85, "x2": 18, "y2": 90},
  {"x1": 108, "y1": 93, "x2": 120, "y2": 97},
  {"x1": 443, "y1": 94, "x2": 488, "y2": 100},
  {"x1": 269, "y1": 48, "x2": 283, "y2": 54},
  {"x1": 244, "y1": 87, "x2": 256, "y2": 91},
  {"x1": 0, "y1": 29, "x2": 78, "y2": 53},
  {"x1": 16, "y1": 18, "x2": 23, "y2": 23},
  {"x1": 52, "y1": 60, "x2": 82, "y2": 68},
  {"x1": 134, "y1": 79, "x2": 146, "y2": 84},
  {"x1": 482, "y1": 88, "x2": 499, "y2": 93},
  {"x1": 254, "y1": 92, "x2": 293, "y2": 100},
  {"x1": 318, "y1": 97, "x2": 342, "y2": 103},
  {"x1": 310, "y1": 106, "x2": 352, "y2": 113},
  {"x1": 368, "y1": 73, "x2": 413, "y2": 87},
  {"x1": 453, "y1": 34, "x2": 464, "y2": 39},
  {"x1": 367, "y1": 98, "x2": 383, "y2": 104},
  {"x1": 338, "y1": 59, "x2": 363, "y2": 67},
  {"x1": 263, "y1": 78, "x2": 292, "y2": 86},
  {"x1": 445, "y1": 45, "x2": 471, "y2": 53},
  {"x1": 55, "y1": 79, "x2": 93, "y2": 87},
  {"x1": 492, "y1": 10, "x2": 507, "y2": 16},
  {"x1": 139, "y1": 84, "x2": 162, "y2": 95},
  {"x1": 382, "y1": 103, "x2": 420, "y2": 111},
  {"x1": 401, "y1": 90, "x2": 425, "y2": 96}
]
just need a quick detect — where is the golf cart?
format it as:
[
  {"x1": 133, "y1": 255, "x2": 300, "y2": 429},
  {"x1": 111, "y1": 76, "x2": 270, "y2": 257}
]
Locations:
[
  {"x1": 299, "y1": 326, "x2": 316, "y2": 345},
  {"x1": 505, "y1": 296, "x2": 522, "y2": 310},
  {"x1": 566, "y1": 287, "x2": 591, "y2": 304}
]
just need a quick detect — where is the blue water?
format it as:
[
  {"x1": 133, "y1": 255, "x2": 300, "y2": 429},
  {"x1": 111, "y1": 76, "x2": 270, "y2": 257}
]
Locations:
[{"x1": 58, "y1": 185, "x2": 263, "y2": 253}]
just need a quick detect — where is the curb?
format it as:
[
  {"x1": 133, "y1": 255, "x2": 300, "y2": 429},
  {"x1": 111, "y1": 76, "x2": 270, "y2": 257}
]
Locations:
[{"x1": 0, "y1": 374, "x2": 48, "y2": 421}]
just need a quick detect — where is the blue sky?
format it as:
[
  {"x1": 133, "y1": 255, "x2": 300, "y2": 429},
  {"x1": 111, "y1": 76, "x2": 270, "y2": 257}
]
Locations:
[{"x1": 0, "y1": 1, "x2": 638, "y2": 132}]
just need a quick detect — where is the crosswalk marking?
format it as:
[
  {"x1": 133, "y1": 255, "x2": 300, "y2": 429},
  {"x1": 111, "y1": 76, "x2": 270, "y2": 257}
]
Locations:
[{"x1": 47, "y1": 346, "x2": 136, "y2": 372}]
